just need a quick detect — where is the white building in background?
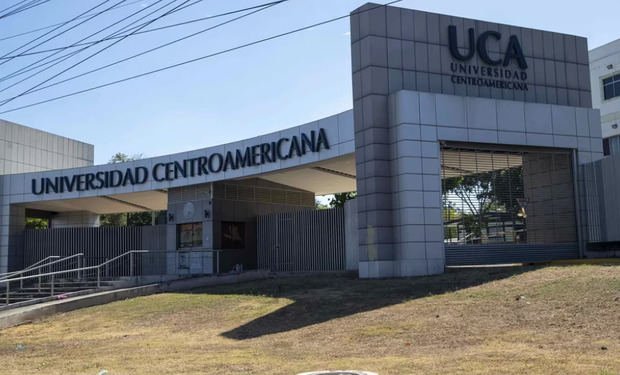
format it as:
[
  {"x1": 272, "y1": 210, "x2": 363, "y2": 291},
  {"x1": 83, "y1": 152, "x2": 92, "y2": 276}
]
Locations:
[
  {"x1": 590, "y1": 38, "x2": 620, "y2": 155},
  {"x1": 0, "y1": 119, "x2": 93, "y2": 175}
]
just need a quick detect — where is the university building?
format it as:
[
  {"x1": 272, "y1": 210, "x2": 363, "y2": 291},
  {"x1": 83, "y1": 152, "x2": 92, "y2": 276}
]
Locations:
[{"x1": 0, "y1": 3, "x2": 617, "y2": 279}]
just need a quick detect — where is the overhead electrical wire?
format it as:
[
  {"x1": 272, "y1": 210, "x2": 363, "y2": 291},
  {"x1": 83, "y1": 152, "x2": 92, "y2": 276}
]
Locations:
[
  {"x1": 0, "y1": 1, "x2": 400, "y2": 114},
  {"x1": 0, "y1": 0, "x2": 51, "y2": 20},
  {"x1": 0, "y1": 0, "x2": 287, "y2": 102},
  {"x1": 0, "y1": 0, "x2": 148, "y2": 42},
  {"x1": 0, "y1": 0, "x2": 39, "y2": 18},
  {"x1": 0, "y1": 0, "x2": 204, "y2": 83},
  {"x1": 0, "y1": 0, "x2": 287, "y2": 59},
  {"x1": 0, "y1": 0, "x2": 176, "y2": 93},
  {"x1": 0, "y1": 0, "x2": 117, "y2": 67},
  {"x1": 0, "y1": 0, "x2": 31, "y2": 15},
  {"x1": 0, "y1": 0, "x2": 196, "y2": 107}
]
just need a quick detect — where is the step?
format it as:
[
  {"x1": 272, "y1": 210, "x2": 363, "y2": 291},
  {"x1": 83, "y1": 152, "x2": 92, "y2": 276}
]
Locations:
[
  {"x1": 37, "y1": 282, "x2": 116, "y2": 287},
  {"x1": 34, "y1": 287, "x2": 98, "y2": 292},
  {"x1": 3, "y1": 292, "x2": 51, "y2": 298}
]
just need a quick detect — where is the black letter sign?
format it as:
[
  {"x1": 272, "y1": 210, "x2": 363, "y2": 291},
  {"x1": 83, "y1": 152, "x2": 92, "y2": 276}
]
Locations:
[{"x1": 448, "y1": 25, "x2": 475, "y2": 61}]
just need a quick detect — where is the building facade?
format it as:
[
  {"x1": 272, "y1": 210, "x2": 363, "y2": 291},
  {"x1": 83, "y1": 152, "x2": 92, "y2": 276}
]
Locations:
[
  {"x1": 0, "y1": 119, "x2": 95, "y2": 270},
  {"x1": 589, "y1": 38, "x2": 620, "y2": 155},
  {"x1": 0, "y1": 3, "x2": 612, "y2": 278}
]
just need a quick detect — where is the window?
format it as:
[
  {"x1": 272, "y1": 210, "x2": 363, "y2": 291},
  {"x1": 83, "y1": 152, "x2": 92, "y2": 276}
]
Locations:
[
  {"x1": 177, "y1": 222, "x2": 202, "y2": 248},
  {"x1": 603, "y1": 74, "x2": 620, "y2": 100},
  {"x1": 221, "y1": 221, "x2": 245, "y2": 249}
]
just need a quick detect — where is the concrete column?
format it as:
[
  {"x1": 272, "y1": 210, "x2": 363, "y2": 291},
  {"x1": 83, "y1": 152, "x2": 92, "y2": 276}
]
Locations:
[
  {"x1": 388, "y1": 91, "x2": 445, "y2": 277},
  {"x1": 166, "y1": 183, "x2": 214, "y2": 274},
  {"x1": 7, "y1": 205, "x2": 25, "y2": 272},
  {"x1": 351, "y1": 4, "x2": 396, "y2": 278}
]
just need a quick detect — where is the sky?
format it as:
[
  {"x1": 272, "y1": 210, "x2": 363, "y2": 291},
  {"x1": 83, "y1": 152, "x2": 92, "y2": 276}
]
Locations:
[{"x1": 0, "y1": 0, "x2": 619, "y2": 165}]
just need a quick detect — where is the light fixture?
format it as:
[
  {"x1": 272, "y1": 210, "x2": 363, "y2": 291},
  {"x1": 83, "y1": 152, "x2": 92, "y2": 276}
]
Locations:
[
  {"x1": 607, "y1": 64, "x2": 614, "y2": 70},
  {"x1": 613, "y1": 124, "x2": 618, "y2": 129}
]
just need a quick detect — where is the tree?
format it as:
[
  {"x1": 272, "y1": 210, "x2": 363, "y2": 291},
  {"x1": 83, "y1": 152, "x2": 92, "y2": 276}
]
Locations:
[
  {"x1": 315, "y1": 199, "x2": 329, "y2": 210},
  {"x1": 442, "y1": 166, "x2": 523, "y2": 243},
  {"x1": 329, "y1": 192, "x2": 357, "y2": 208},
  {"x1": 109, "y1": 152, "x2": 143, "y2": 163},
  {"x1": 25, "y1": 218, "x2": 48, "y2": 229},
  {"x1": 99, "y1": 152, "x2": 162, "y2": 227}
]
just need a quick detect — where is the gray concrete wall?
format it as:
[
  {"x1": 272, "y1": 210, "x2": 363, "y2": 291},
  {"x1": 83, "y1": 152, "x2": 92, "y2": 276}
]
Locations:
[
  {"x1": 350, "y1": 3, "x2": 591, "y2": 108},
  {"x1": 351, "y1": 3, "x2": 600, "y2": 278},
  {"x1": 212, "y1": 178, "x2": 314, "y2": 272},
  {"x1": 0, "y1": 119, "x2": 94, "y2": 273},
  {"x1": 166, "y1": 183, "x2": 213, "y2": 274},
  {"x1": 0, "y1": 119, "x2": 93, "y2": 175},
  {"x1": 356, "y1": 89, "x2": 601, "y2": 278}
]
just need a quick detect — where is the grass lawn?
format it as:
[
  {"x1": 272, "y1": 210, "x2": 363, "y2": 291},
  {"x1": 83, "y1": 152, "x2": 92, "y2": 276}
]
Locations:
[{"x1": 1, "y1": 264, "x2": 619, "y2": 374}]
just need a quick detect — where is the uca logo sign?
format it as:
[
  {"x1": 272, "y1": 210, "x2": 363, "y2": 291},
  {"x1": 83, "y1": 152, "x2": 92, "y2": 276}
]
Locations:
[{"x1": 448, "y1": 25, "x2": 529, "y2": 91}]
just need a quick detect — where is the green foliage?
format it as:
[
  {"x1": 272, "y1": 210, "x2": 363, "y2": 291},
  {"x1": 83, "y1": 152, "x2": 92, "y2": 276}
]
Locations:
[
  {"x1": 100, "y1": 211, "x2": 165, "y2": 227},
  {"x1": 109, "y1": 152, "x2": 143, "y2": 163},
  {"x1": 442, "y1": 166, "x2": 523, "y2": 243},
  {"x1": 315, "y1": 199, "x2": 329, "y2": 210},
  {"x1": 329, "y1": 192, "x2": 357, "y2": 208},
  {"x1": 99, "y1": 152, "x2": 159, "y2": 227},
  {"x1": 25, "y1": 218, "x2": 48, "y2": 230}
]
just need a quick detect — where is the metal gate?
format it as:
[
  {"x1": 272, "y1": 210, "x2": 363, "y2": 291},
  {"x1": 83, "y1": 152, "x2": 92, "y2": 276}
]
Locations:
[
  {"x1": 257, "y1": 208, "x2": 345, "y2": 272},
  {"x1": 445, "y1": 243, "x2": 579, "y2": 266}
]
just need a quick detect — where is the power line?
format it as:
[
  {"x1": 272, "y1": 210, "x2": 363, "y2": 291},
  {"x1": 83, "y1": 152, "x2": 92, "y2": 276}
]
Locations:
[
  {"x1": 0, "y1": 0, "x2": 38, "y2": 18},
  {"x1": 0, "y1": 0, "x2": 174, "y2": 92},
  {"x1": 0, "y1": 0, "x2": 197, "y2": 107},
  {"x1": 1, "y1": 1, "x2": 287, "y2": 60},
  {"x1": 0, "y1": 0, "x2": 147, "y2": 43},
  {"x1": 0, "y1": 0, "x2": 285, "y2": 101},
  {"x1": 0, "y1": 1, "x2": 400, "y2": 114},
  {"x1": 0, "y1": 0, "x2": 31, "y2": 15},
  {"x1": 0, "y1": 0, "x2": 203, "y2": 83},
  {"x1": 0, "y1": 0, "x2": 50, "y2": 20},
  {"x1": 0, "y1": 0, "x2": 116, "y2": 67}
]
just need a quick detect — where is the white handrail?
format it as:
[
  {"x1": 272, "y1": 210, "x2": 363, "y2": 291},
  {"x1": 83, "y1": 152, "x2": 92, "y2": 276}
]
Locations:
[
  {"x1": 1, "y1": 249, "x2": 225, "y2": 305},
  {"x1": 1, "y1": 253, "x2": 84, "y2": 281},
  {"x1": 0, "y1": 255, "x2": 60, "y2": 279},
  {"x1": 0, "y1": 250, "x2": 148, "y2": 285}
]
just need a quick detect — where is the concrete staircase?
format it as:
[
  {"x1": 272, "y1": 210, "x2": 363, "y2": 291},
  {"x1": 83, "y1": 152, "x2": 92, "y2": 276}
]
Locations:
[{"x1": 1, "y1": 278, "x2": 137, "y2": 308}]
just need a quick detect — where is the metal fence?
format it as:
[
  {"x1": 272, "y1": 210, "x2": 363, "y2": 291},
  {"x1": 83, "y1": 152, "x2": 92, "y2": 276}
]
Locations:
[
  {"x1": 23, "y1": 225, "x2": 167, "y2": 275},
  {"x1": 257, "y1": 208, "x2": 345, "y2": 272}
]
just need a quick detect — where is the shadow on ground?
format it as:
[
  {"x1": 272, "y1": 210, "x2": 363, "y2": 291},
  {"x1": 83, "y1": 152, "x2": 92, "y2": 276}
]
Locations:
[{"x1": 184, "y1": 266, "x2": 538, "y2": 340}]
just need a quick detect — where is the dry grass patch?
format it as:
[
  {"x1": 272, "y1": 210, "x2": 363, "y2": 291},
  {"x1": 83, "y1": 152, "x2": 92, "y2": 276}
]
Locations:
[{"x1": 0, "y1": 264, "x2": 619, "y2": 374}]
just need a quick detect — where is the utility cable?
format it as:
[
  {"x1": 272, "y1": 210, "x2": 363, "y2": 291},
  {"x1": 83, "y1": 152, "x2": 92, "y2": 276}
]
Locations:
[
  {"x1": 0, "y1": 0, "x2": 31, "y2": 15},
  {"x1": 0, "y1": 0, "x2": 117, "y2": 67},
  {"x1": 0, "y1": 0, "x2": 173, "y2": 93},
  {"x1": 0, "y1": 0, "x2": 196, "y2": 107},
  {"x1": 1, "y1": 1, "x2": 286, "y2": 59},
  {"x1": 0, "y1": 0, "x2": 203, "y2": 83},
  {"x1": 0, "y1": 0, "x2": 147, "y2": 43},
  {"x1": 0, "y1": 0, "x2": 50, "y2": 20},
  {"x1": 0, "y1": 0, "x2": 286, "y2": 101},
  {"x1": 0, "y1": 1, "x2": 400, "y2": 114}
]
